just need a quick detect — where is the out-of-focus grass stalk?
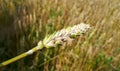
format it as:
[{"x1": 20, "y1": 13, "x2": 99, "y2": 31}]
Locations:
[{"x1": 0, "y1": 23, "x2": 91, "y2": 67}]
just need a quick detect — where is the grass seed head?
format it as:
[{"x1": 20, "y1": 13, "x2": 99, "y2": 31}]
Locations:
[{"x1": 43, "y1": 23, "x2": 91, "y2": 48}]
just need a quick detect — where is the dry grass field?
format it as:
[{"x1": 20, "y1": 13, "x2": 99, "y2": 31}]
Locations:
[{"x1": 0, "y1": 0, "x2": 120, "y2": 71}]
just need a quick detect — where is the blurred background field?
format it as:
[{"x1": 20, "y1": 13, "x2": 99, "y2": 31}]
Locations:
[{"x1": 0, "y1": 0, "x2": 120, "y2": 71}]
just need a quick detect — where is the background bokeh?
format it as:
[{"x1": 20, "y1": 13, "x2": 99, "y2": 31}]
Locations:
[{"x1": 0, "y1": 0, "x2": 120, "y2": 71}]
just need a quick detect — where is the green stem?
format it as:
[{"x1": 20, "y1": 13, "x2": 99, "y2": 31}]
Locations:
[
  {"x1": 0, "y1": 52, "x2": 28, "y2": 67},
  {"x1": 0, "y1": 42, "x2": 44, "y2": 67}
]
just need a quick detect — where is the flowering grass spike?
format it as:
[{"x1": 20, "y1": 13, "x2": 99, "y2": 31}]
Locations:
[{"x1": 0, "y1": 23, "x2": 91, "y2": 67}]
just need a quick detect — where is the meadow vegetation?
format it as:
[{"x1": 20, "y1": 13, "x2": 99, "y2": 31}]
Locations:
[{"x1": 0, "y1": 0, "x2": 120, "y2": 71}]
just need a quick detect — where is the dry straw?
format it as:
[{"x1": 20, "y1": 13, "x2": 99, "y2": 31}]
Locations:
[{"x1": 0, "y1": 23, "x2": 91, "y2": 67}]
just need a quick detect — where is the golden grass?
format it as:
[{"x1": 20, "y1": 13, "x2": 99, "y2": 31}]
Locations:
[{"x1": 0, "y1": 0, "x2": 120, "y2": 71}]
